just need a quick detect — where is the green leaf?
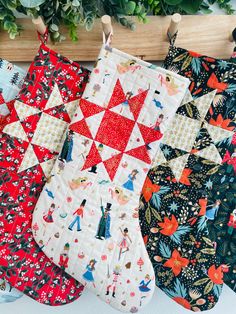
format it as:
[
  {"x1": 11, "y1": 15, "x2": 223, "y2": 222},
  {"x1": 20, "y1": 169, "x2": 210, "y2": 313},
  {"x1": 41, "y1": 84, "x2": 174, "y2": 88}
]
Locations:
[
  {"x1": 204, "y1": 280, "x2": 214, "y2": 295},
  {"x1": 19, "y1": 0, "x2": 46, "y2": 8},
  {"x1": 179, "y1": 0, "x2": 202, "y2": 14},
  {"x1": 124, "y1": 1, "x2": 136, "y2": 15},
  {"x1": 164, "y1": 0, "x2": 183, "y2": 5},
  {"x1": 151, "y1": 208, "x2": 162, "y2": 221},
  {"x1": 201, "y1": 248, "x2": 216, "y2": 255},
  {"x1": 145, "y1": 207, "x2": 151, "y2": 224},
  {"x1": 194, "y1": 278, "x2": 209, "y2": 286},
  {"x1": 173, "y1": 52, "x2": 188, "y2": 63}
]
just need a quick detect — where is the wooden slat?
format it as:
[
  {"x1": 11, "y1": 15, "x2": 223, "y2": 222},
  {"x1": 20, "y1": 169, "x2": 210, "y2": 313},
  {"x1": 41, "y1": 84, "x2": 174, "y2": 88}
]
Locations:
[{"x1": 0, "y1": 15, "x2": 235, "y2": 62}]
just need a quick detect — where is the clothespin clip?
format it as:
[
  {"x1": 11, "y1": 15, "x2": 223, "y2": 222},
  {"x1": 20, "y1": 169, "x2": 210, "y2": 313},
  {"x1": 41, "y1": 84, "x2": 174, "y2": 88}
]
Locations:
[
  {"x1": 101, "y1": 15, "x2": 113, "y2": 48},
  {"x1": 229, "y1": 27, "x2": 236, "y2": 42},
  {"x1": 32, "y1": 16, "x2": 47, "y2": 35},
  {"x1": 167, "y1": 13, "x2": 181, "y2": 44}
]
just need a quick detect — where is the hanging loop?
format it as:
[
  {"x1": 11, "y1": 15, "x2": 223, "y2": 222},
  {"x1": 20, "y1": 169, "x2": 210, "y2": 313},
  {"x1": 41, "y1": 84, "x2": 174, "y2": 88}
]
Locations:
[
  {"x1": 101, "y1": 15, "x2": 113, "y2": 48},
  {"x1": 167, "y1": 13, "x2": 181, "y2": 46},
  {"x1": 32, "y1": 16, "x2": 48, "y2": 44}
]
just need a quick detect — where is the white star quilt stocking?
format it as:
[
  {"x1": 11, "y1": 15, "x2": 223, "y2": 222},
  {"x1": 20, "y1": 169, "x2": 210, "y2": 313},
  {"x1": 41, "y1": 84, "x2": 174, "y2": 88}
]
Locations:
[{"x1": 33, "y1": 45, "x2": 190, "y2": 312}]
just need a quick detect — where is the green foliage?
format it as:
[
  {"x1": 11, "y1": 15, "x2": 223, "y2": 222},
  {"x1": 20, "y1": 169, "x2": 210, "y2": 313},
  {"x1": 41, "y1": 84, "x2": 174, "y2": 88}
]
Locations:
[
  {"x1": 145, "y1": 0, "x2": 235, "y2": 15},
  {"x1": 0, "y1": 0, "x2": 234, "y2": 41}
]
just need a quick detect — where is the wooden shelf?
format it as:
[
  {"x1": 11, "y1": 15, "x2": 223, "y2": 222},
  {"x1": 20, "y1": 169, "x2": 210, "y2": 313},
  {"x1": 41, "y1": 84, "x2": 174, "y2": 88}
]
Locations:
[{"x1": 0, "y1": 15, "x2": 235, "y2": 62}]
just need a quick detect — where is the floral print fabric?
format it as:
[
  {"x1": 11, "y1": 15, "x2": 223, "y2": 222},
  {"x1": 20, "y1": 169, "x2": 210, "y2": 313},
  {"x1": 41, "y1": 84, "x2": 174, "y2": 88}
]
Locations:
[
  {"x1": 139, "y1": 45, "x2": 236, "y2": 311},
  {"x1": 0, "y1": 42, "x2": 90, "y2": 305}
]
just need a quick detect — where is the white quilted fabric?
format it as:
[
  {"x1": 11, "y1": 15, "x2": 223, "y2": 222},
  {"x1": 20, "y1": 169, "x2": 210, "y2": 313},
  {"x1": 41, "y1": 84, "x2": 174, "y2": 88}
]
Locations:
[{"x1": 33, "y1": 45, "x2": 190, "y2": 312}]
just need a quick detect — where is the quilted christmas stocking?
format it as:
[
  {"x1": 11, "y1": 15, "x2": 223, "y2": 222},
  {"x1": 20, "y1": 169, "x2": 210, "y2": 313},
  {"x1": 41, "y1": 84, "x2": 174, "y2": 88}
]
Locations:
[
  {"x1": 139, "y1": 44, "x2": 236, "y2": 311},
  {"x1": 0, "y1": 60, "x2": 25, "y2": 303},
  {"x1": 0, "y1": 59, "x2": 26, "y2": 132},
  {"x1": 204, "y1": 48, "x2": 236, "y2": 292},
  {"x1": 0, "y1": 32, "x2": 90, "y2": 305},
  {"x1": 33, "y1": 45, "x2": 190, "y2": 312}
]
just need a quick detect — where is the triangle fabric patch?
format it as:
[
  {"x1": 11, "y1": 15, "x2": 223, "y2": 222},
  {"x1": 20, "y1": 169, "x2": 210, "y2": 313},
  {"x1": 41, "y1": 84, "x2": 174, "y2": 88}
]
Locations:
[
  {"x1": 191, "y1": 125, "x2": 213, "y2": 152},
  {"x1": 82, "y1": 141, "x2": 103, "y2": 170},
  {"x1": 138, "y1": 123, "x2": 163, "y2": 145},
  {"x1": 125, "y1": 124, "x2": 145, "y2": 151},
  {"x1": 15, "y1": 101, "x2": 41, "y2": 120},
  {"x1": 152, "y1": 149, "x2": 167, "y2": 167},
  {"x1": 168, "y1": 154, "x2": 190, "y2": 182},
  {"x1": 182, "y1": 89, "x2": 193, "y2": 104},
  {"x1": 65, "y1": 99, "x2": 78, "y2": 120},
  {"x1": 126, "y1": 145, "x2": 151, "y2": 164},
  {"x1": 194, "y1": 144, "x2": 222, "y2": 164},
  {"x1": 3, "y1": 121, "x2": 28, "y2": 142},
  {"x1": 32, "y1": 144, "x2": 55, "y2": 163},
  {"x1": 80, "y1": 98, "x2": 104, "y2": 118},
  {"x1": 44, "y1": 104, "x2": 71, "y2": 123},
  {"x1": 160, "y1": 144, "x2": 188, "y2": 161},
  {"x1": 194, "y1": 90, "x2": 216, "y2": 121},
  {"x1": 103, "y1": 153, "x2": 123, "y2": 181},
  {"x1": 205, "y1": 122, "x2": 234, "y2": 144},
  {"x1": 110, "y1": 103, "x2": 135, "y2": 121},
  {"x1": 107, "y1": 79, "x2": 126, "y2": 109},
  {"x1": 40, "y1": 158, "x2": 57, "y2": 178},
  {"x1": 70, "y1": 119, "x2": 93, "y2": 139},
  {"x1": 128, "y1": 90, "x2": 148, "y2": 121},
  {"x1": 85, "y1": 111, "x2": 105, "y2": 139},
  {"x1": 21, "y1": 113, "x2": 42, "y2": 142},
  {"x1": 45, "y1": 83, "x2": 63, "y2": 110},
  {"x1": 18, "y1": 144, "x2": 39, "y2": 173}
]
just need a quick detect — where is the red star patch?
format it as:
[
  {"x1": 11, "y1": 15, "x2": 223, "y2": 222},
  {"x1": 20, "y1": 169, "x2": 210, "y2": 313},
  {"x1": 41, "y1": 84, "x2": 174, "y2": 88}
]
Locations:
[{"x1": 70, "y1": 79, "x2": 162, "y2": 180}]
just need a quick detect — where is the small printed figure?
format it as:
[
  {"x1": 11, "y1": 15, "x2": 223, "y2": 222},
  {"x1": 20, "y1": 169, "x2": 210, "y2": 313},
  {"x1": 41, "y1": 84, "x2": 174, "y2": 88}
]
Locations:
[
  {"x1": 69, "y1": 177, "x2": 92, "y2": 190},
  {"x1": 88, "y1": 165, "x2": 98, "y2": 174},
  {"x1": 122, "y1": 169, "x2": 139, "y2": 191},
  {"x1": 95, "y1": 201, "x2": 112, "y2": 240},
  {"x1": 159, "y1": 74, "x2": 179, "y2": 96},
  {"x1": 118, "y1": 227, "x2": 132, "y2": 260},
  {"x1": 82, "y1": 259, "x2": 97, "y2": 288},
  {"x1": 152, "y1": 114, "x2": 164, "y2": 132},
  {"x1": 117, "y1": 60, "x2": 141, "y2": 74},
  {"x1": 59, "y1": 130, "x2": 74, "y2": 162},
  {"x1": 92, "y1": 84, "x2": 101, "y2": 96},
  {"x1": 43, "y1": 203, "x2": 57, "y2": 223},
  {"x1": 59, "y1": 243, "x2": 70, "y2": 270},
  {"x1": 68, "y1": 199, "x2": 86, "y2": 232},
  {"x1": 45, "y1": 188, "x2": 55, "y2": 199},
  {"x1": 206, "y1": 200, "x2": 221, "y2": 220},
  {"x1": 109, "y1": 187, "x2": 129, "y2": 205},
  {"x1": 139, "y1": 274, "x2": 152, "y2": 306},
  {"x1": 57, "y1": 159, "x2": 65, "y2": 174},
  {"x1": 120, "y1": 91, "x2": 133, "y2": 114},
  {"x1": 153, "y1": 99, "x2": 163, "y2": 109},
  {"x1": 227, "y1": 209, "x2": 236, "y2": 235},
  {"x1": 106, "y1": 265, "x2": 121, "y2": 298}
]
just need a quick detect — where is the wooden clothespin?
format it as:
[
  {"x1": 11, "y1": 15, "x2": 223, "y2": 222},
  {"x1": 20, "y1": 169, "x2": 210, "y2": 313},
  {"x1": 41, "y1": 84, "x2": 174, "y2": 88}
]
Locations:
[
  {"x1": 101, "y1": 15, "x2": 113, "y2": 45},
  {"x1": 229, "y1": 27, "x2": 236, "y2": 42},
  {"x1": 32, "y1": 16, "x2": 47, "y2": 35},
  {"x1": 167, "y1": 13, "x2": 181, "y2": 41}
]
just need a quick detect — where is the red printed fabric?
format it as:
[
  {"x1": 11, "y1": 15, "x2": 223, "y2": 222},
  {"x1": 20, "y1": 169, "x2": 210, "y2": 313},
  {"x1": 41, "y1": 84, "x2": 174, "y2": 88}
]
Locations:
[{"x1": 0, "y1": 42, "x2": 90, "y2": 305}]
